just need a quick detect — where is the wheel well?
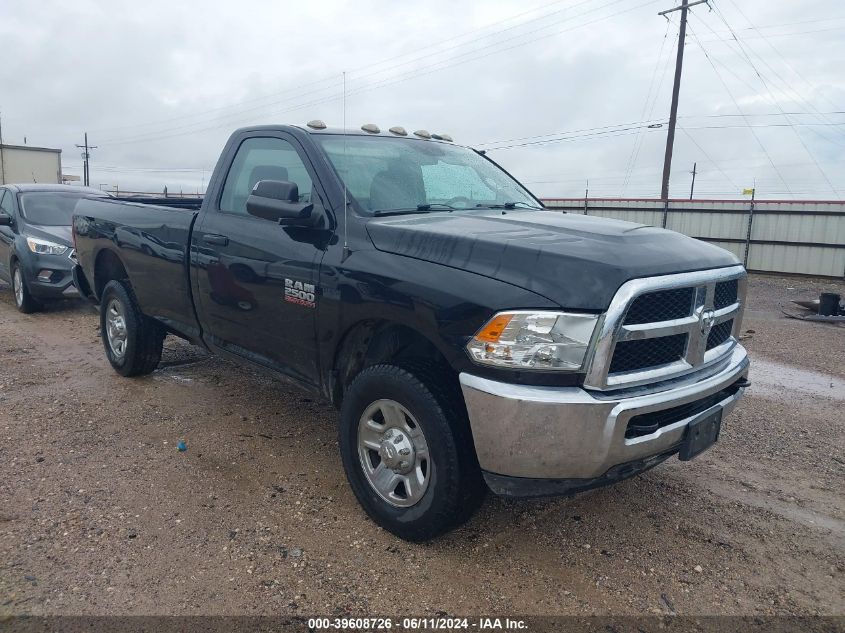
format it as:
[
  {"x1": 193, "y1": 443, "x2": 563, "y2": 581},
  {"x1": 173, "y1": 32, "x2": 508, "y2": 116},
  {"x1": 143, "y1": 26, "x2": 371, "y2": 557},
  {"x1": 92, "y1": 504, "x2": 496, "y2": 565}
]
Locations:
[
  {"x1": 94, "y1": 249, "x2": 129, "y2": 299},
  {"x1": 332, "y1": 321, "x2": 455, "y2": 406}
]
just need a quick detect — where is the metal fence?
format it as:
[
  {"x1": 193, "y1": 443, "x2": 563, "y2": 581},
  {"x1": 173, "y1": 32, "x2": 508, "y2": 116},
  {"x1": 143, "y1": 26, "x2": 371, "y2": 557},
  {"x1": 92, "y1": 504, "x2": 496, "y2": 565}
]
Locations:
[{"x1": 542, "y1": 198, "x2": 845, "y2": 279}]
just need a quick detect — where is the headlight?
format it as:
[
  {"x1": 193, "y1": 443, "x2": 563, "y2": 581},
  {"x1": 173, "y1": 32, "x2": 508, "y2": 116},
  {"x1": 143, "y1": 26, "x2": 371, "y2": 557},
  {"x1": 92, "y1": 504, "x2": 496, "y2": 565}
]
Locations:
[
  {"x1": 467, "y1": 311, "x2": 599, "y2": 371},
  {"x1": 26, "y1": 237, "x2": 68, "y2": 255}
]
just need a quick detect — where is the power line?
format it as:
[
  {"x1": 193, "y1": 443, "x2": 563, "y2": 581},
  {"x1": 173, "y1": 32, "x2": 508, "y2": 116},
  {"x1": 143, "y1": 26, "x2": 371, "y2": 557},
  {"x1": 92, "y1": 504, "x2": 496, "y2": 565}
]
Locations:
[
  {"x1": 708, "y1": 15, "x2": 845, "y2": 32},
  {"x1": 622, "y1": 20, "x2": 676, "y2": 193},
  {"x1": 678, "y1": 127, "x2": 738, "y2": 189},
  {"x1": 695, "y1": 6, "x2": 844, "y2": 144},
  {"x1": 721, "y1": 0, "x2": 844, "y2": 126},
  {"x1": 476, "y1": 118, "x2": 665, "y2": 147},
  {"x1": 697, "y1": 25, "x2": 845, "y2": 44},
  {"x1": 689, "y1": 10, "x2": 845, "y2": 153},
  {"x1": 90, "y1": 0, "x2": 584, "y2": 138},
  {"x1": 682, "y1": 122, "x2": 845, "y2": 129},
  {"x1": 483, "y1": 122, "x2": 666, "y2": 150},
  {"x1": 685, "y1": 20, "x2": 793, "y2": 195},
  {"x1": 96, "y1": 0, "x2": 608, "y2": 144},
  {"x1": 98, "y1": 0, "x2": 655, "y2": 147},
  {"x1": 474, "y1": 111, "x2": 843, "y2": 149},
  {"x1": 703, "y1": 1, "x2": 838, "y2": 194}
]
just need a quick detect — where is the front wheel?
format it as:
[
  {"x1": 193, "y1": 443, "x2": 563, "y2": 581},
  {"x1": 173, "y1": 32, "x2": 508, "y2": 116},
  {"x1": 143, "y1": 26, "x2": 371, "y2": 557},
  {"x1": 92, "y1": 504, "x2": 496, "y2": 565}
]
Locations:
[
  {"x1": 339, "y1": 363, "x2": 485, "y2": 541},
  {"x1": 100, "y1": 280, "x2": 165, "y2": 376},
  {"x1": 12, "y1": 262, "x2": 42, "y2": 314}
]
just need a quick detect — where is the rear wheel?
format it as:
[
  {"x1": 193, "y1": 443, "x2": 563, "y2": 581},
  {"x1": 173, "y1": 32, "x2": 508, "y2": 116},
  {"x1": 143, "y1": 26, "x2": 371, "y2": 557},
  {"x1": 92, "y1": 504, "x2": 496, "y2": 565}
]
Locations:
[
  {"x1": 100, "y1": 280, "x2": 165, "y2": 376},
  {"x1": 339, "y1": 363, "x2": 485, "y2": 541},
  {"x1": 12, "y1": 262, "x2": 42, "y2": 314}
]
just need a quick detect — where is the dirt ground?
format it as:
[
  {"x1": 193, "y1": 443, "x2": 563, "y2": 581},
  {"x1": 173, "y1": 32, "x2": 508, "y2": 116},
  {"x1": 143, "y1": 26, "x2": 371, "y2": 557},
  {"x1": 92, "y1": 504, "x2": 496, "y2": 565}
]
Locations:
[{"x1": 0, "y1": 273, "x2": 843, "y2": 618}]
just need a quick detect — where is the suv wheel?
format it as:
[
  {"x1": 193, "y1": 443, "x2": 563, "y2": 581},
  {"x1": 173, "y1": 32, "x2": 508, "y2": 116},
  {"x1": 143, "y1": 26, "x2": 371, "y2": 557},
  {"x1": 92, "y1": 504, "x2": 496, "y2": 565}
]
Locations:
[
  {"x1": 12, "y1": 262, "x2": 42, "y2": 313},
  {"x1": 100, "y1": 280, "x2": 165, "y2": 376},
  {"x1": 339, "y1": 363, "x2": 485, "y2": 541}
]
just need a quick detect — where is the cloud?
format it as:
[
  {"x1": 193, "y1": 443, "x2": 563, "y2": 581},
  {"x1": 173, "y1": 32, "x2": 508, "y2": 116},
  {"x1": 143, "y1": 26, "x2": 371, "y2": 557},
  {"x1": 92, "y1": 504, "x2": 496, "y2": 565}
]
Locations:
[{"x1": 1, "y1": 0, "x2": 842, "y2": 198}]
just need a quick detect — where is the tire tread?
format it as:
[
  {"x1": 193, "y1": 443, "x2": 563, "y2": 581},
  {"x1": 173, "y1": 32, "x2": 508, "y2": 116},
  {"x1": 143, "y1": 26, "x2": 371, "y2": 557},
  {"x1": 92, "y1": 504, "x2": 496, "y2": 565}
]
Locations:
[
  {"x1": 100, "y1": 280, "x2": 164, "y2": 377},
  {"x1": 12, "y1": 262, "x2": 42, "y2": 314},
  {"x1": 340, "y1": 362, "x2": 485, "y2": 541}
]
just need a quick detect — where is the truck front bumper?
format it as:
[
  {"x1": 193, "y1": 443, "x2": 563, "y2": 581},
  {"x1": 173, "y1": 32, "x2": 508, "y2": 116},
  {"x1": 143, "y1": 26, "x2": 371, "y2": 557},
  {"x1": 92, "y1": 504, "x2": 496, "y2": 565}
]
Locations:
[{"x1": 459, "y1": 345, "x2": 749, "y2": 497}]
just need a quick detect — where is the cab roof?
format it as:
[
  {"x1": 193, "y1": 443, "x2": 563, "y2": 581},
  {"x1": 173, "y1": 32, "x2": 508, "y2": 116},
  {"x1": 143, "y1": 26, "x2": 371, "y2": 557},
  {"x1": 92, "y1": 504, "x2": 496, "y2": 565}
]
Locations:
[{"x1": 234, "y1": 124, "x2": 459, "y2": 145}]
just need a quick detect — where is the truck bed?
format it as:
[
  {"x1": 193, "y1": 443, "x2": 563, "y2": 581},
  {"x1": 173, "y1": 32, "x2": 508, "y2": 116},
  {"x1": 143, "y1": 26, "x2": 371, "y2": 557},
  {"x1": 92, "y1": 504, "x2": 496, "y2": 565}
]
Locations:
[{"x1": 73, "y1": 197, "x2": 202, "y2": 341}]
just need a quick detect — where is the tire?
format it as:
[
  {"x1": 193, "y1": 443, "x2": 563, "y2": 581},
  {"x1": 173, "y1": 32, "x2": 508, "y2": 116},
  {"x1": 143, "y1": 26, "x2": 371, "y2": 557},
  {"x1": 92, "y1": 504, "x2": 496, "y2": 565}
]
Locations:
[
  {"x1": 12, "y1": 262, "x2": 42, "y2": 314},
  {"x1": 339, "y1": 363, "x2": 485, "y2": 541},
  {"x1": 100, "y1": 279, "x2": 165, "y2": 377}
]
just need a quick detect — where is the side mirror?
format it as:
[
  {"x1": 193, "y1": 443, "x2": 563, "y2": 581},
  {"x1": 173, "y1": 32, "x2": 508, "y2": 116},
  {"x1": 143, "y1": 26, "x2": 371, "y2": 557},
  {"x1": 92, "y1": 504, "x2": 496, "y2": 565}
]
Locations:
[
  {"x1": 246, "y1": 180, "x2": 316, "y2": 226},
  {"x1": 0, "y1": 213, "x2": 12, "y2": 227}
]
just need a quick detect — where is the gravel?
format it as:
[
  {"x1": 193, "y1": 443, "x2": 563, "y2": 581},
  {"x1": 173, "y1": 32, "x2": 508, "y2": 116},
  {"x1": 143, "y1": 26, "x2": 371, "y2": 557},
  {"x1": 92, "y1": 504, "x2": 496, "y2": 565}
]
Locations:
[{"x1": 0, "y1": 274, "x2": 842, "y2": 616}]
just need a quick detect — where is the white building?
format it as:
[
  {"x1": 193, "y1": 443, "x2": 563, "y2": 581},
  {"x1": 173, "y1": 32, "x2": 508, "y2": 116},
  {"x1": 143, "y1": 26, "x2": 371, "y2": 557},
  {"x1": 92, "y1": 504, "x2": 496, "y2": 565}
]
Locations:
[{"x1": 0, "y1": 144, "x2": 62, "y2": 185}]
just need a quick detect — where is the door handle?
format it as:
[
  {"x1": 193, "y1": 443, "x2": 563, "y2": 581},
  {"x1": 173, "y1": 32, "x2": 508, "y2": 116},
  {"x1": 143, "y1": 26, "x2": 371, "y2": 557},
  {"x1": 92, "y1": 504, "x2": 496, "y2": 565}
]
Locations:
[{"x1": 203, "y1": 234, "x2": 229, "y2": 246}]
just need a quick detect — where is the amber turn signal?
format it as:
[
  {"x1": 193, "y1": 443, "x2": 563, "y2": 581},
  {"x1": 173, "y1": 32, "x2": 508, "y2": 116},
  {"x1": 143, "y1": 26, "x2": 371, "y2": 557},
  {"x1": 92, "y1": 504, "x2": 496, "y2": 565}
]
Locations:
[{"x1": 474, "y1": 314, "x2": 514, "y2": 343}]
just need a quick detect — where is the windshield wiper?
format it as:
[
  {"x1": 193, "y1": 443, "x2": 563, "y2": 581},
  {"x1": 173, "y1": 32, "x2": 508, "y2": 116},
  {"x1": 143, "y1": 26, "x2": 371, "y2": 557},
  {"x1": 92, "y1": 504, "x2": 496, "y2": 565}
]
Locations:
[
  {"x1": 416, "y1": 203, "x2": 459, "y2": 211},
  {"x1": 372, "y1": 207, "x2": 433, "y2": 217},
  {"x1": 476, "y1": 201, "x2": 543, "y2": 210},
  {"x1": 373, "y1": 203, "x2": 459, "y2": 217}
]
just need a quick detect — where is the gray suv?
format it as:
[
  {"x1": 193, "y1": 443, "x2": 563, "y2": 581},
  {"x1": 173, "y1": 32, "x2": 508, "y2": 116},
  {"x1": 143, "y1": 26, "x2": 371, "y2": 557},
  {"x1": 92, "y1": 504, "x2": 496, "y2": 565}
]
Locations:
[{"x1": 0, "y1": 184, "x2": 108, "y2": 312}]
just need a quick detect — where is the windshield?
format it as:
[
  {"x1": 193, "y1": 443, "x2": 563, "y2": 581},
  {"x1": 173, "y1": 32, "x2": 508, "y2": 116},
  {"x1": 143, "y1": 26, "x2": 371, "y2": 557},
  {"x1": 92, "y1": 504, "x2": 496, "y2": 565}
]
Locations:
[
  {"x1": 315, "y1": 135, "x2": 539, "y2": 214},
  {"x1": 19, "y1": 192, "x2": 100, "y2": 226}
]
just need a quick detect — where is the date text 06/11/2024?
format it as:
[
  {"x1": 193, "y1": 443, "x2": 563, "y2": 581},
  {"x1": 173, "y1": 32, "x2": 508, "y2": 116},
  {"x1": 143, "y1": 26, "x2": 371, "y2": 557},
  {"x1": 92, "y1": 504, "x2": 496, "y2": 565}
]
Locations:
[{"x1": 306, "y1": 617, "x2": 528, "y2": 630}]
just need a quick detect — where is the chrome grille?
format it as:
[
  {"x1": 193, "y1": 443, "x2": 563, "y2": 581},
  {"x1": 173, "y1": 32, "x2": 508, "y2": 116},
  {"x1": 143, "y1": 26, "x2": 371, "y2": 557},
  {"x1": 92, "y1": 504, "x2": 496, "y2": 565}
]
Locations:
[
  {"x1": 714, "y1": 279, "x2": 738, "y2": 310},
  {"x1": 623, "y1": 287, "x2": 694, "y2": 325},
  {"x1": 609, "y1": 334, "x2": 688, "y2": 374},
  {"x1": 584, "y1": 266, "x2": 747, "y2": 390},
  {"x1": 706, "y1": 319, "x2": 733, "y2": 350}
]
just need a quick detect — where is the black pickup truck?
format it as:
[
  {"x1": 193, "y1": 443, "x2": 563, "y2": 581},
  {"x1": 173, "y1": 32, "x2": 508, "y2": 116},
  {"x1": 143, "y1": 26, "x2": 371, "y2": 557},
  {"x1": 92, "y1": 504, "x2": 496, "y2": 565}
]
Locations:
[{"x1": 72, "y1": 122, "x2": 750, "y2": 541}]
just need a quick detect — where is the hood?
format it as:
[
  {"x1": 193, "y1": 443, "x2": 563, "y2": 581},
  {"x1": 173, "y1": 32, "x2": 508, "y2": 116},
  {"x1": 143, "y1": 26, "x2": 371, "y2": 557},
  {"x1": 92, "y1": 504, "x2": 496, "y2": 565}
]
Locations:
[
  {"x1": 25, "y1": 224, "x2": 73, "y2": 246},
  {"x1": 366, "y1": 209, "x2": 740, "y2": 310}
]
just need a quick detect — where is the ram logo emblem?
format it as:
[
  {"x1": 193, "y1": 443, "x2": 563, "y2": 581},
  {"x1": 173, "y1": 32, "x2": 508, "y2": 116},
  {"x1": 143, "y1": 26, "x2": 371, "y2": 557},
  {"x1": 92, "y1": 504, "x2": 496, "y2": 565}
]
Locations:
[{"x1": 699, "y1": 308, "x2": 716, "y2": 338}]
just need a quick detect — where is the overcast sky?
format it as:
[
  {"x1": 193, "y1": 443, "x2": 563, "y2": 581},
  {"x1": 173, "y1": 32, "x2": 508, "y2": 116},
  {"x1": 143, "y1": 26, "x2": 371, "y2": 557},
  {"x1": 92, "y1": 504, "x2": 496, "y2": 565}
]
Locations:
[{"x1": 1, "y1": 0, "x2": 843, "y2": 199}]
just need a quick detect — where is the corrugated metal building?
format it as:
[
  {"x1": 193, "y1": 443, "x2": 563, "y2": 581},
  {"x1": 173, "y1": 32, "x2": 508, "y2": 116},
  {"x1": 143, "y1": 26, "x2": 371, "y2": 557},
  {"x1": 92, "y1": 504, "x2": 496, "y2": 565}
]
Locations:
[
  {"x1": 0, "y1": 143, "x2": 62, "y2": 185},
  {"x1": 543, "y1": 198, "x2": 845, "y2": 279}
]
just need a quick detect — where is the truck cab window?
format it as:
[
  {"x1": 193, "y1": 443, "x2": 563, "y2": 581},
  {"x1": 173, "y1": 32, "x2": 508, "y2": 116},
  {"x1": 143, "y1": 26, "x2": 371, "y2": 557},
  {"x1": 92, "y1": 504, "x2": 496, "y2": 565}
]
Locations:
[{"x1": 220, "y1": 137, "x2": 313, "y2": 216}]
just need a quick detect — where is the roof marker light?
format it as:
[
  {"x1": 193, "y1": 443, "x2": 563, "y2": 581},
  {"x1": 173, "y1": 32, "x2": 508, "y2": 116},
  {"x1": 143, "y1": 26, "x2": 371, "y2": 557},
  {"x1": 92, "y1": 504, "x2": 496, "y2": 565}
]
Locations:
[
  {"x1": 413, "y1": 130, "x2": 431, "y2": 139},
  {"x1": 361, "y1": 123, "x2": 380, "y2": 134},
  {"x1": 440, "y1": 134, "x2": 453, "y2": 142},
  {"x1": 388, "y1": 126, "x2": 407, "y2": 136},
  {"x1": 306, "y1": 120, "x2": 327, "y2": 129},
  {"x1": 431, "y1": 133, "x2": 443, "y2": 140}
]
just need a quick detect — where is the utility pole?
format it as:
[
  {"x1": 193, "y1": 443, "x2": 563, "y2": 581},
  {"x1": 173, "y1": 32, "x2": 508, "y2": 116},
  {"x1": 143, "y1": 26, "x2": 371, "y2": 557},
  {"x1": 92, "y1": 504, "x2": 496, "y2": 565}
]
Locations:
[
  {"x1": 689, "y1": 162, "x2": 697, "y2": 200},
  {"x1": 584, "y1": 179, "x2": 589, "y2": 215},
  {"x1": 75, "y1": 132, "x2": 97, "y2": 187},
  {"x1": 743, "y1": 183, "x2": 756, "y2": 267},
  {"x1": 658, "y1": 0, "x2": 707, "y2": 201}
]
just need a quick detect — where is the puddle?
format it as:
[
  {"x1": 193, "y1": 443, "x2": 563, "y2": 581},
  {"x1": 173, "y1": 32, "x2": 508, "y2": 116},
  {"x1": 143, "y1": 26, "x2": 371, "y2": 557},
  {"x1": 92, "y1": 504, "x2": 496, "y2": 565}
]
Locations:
[
  {"x1": 154, "y1": 372, "x2": 195, "y2": 385},
  {"x1": 751, "y1": 357, "x2": 845, "y2": 402}
]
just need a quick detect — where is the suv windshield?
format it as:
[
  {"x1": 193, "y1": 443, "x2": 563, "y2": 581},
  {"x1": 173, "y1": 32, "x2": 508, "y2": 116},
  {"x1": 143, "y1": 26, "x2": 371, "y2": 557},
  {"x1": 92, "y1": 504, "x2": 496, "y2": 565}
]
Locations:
[
  {"x1": 19, "y1": 192, "x2": 100, "y2": 226},
  {"x1": 315, "y1": 135, "x2": 540, "y2": 215}
]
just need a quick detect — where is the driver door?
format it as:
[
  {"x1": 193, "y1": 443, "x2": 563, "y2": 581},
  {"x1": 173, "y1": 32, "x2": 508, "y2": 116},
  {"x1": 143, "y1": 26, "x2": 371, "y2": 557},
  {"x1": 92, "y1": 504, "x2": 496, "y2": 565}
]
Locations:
[{"x1": 192, "y1": 133, "x2": 326, "y2": 387}]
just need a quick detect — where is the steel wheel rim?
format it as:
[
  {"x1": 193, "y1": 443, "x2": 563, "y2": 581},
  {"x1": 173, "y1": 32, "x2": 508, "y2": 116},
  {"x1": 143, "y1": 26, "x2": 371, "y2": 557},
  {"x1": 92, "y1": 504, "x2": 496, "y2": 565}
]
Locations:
[
  {"x1": 105, "y1": 298, "x2": 128, "y2": 359},
  {"x1": 13, "y1": 268, "x2": 23, "y2": 307},
  {"x1": 357, "y1": 399, "x2": 431, "y2": 508}
]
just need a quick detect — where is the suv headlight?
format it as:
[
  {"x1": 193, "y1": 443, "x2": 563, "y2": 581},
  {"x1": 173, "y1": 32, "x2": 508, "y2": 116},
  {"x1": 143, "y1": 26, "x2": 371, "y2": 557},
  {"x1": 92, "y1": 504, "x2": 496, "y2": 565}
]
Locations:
[
  {"x1": 26, "y1": 237, "x2": 68, "y2": 255},
  {"x1": 467, "y1": 311, "x2": 599, "y2": 371}
]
